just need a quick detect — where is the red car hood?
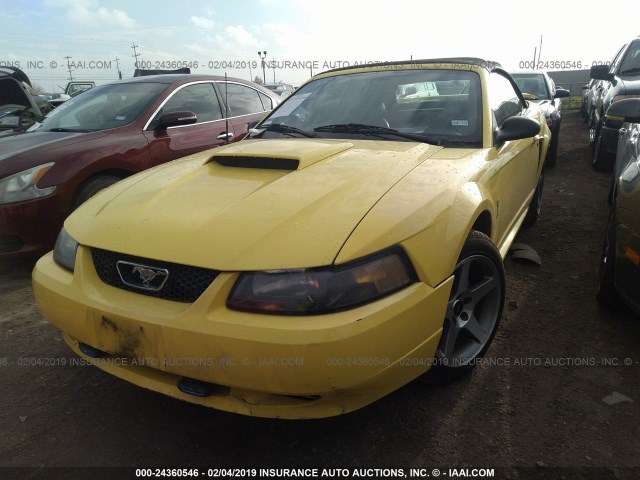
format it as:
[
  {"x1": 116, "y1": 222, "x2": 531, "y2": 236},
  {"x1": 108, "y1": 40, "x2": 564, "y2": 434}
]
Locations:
[{"x1": 0, "y1": 130, "x2": 113, "y2": 176}]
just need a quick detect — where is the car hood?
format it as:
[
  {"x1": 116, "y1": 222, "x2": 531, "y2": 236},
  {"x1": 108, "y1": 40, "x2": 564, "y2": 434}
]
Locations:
[
  {"x1": 618, "y1": 76, "x2": 640, "y2": 93},
  {"x1": 0, "y1": 77, "x2": 41, "y2": 113},
  {"x1": 0, "y1": 130, "x2": 112, "y2": 173},
  {"x1": 67, "y1": 138, "x2": 448, "y2": 270}
]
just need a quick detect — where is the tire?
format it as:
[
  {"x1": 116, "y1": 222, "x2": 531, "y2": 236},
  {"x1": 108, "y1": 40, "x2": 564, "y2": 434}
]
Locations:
[
  {"x1": 72, "y1": 175, "x2": 122, "y2": 210},
  {"x1": 596, "y1": 210, "x2": 618, "y2": 309},
  {"x1": 523, "y1": 172, "x2": 544, "y2": 227},
  {"x1": 592, "y1": 124, "x2": 614, "y2": 172},
  {"x1": 421, "y1": 231, "x2": 505, "y2": 385},
  {"x1": 545, "y1": 127, "x2": 559, "y2": 168}
]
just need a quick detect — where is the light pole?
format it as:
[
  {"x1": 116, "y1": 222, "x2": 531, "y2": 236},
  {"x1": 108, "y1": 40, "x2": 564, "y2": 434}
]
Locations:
[{"x1": 258, "y1": 51, "x2": 267, "y2": 84}]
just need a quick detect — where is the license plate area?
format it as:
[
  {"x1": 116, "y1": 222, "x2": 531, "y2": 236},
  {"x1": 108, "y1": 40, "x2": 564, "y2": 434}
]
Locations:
[{"x1": 91, "y1": 312, "x2": 165, "y2": 368}]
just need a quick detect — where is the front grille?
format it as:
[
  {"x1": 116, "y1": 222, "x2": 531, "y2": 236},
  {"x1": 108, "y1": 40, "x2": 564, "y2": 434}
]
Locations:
[{"x1": 91, "y1": 248, "x2": 219, "y2": 303}]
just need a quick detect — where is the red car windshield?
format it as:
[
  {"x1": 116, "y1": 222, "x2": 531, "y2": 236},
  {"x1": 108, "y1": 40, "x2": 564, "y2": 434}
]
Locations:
[{"x1": 37, "y1": 82, "x2": 165, "y2": 132}]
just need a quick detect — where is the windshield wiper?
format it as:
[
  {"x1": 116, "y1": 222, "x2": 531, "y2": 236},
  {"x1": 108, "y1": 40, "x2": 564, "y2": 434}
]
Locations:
[
  {"x1": 47, "y1": 127, "x2": 91, "y2": 133},
  {"x1": 258, "y1": 123, "x2": 317, "y2": 138},
  {"x1": 314, "y1": 123, "x2": 441, "y2": 145}
]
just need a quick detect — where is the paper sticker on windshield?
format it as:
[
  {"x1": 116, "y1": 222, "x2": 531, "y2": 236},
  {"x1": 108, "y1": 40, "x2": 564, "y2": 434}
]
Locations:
[
  {"x1": 269, "y1": 93, "x2": 312, "y2": 118},
  {"x1": 451, "y1": 120, "x2": 469, "y2": 126},
  {"x1": 115, "y1": 115, "x2": 126, "y2": 121}
]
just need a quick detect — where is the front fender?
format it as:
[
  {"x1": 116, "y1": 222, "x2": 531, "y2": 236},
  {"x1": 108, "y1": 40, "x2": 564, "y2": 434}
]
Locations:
[
  {"x1": 336, "y1": 150, "x2": 497, "y2": 288},
  {"x1": 400, "y1": 182, "x2": 496, "y2": 287}
]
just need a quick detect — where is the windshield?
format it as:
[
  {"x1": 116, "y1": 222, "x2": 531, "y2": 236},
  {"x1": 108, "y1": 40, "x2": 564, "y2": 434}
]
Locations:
[
  {"x1": 511, "y1": 75, "x2": 549, "y2": 100},
  {"x1": 261, "y1": 68, "x2": 483, "y2": 146},
  {"x1": 619, "y1": 41, "x2": 640, "y2": 75},
  {"x1": 36, "y1": 82, "x2": 165, "y2": 132}
]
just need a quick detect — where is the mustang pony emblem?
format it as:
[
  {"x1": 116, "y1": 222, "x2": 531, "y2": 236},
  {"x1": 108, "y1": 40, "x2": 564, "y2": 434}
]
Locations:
[
  {"x1": 132, "y1": 266, "x2": 167, "y2": 287},
  {"x1": 116, "y1": 261, "x2": 170, "y2": 291}
]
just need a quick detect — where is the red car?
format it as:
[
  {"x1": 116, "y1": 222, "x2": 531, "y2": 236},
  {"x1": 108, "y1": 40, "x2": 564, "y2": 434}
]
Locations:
[{"x1": 0, "y1": 74, "x2": 280, "y2": 257}]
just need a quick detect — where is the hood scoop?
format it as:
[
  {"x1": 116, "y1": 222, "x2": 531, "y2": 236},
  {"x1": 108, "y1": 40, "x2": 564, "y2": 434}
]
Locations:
[
  {"x1": 213, "y1": 156, "x2": 299, "y2": 170},
  {"x1": 207, "y1": 139, "x2": 354, "y2": 171}
]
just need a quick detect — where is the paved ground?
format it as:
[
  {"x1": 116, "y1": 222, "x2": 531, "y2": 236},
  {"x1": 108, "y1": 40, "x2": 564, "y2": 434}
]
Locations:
[{"x1": 1, "y1": 111, "x2": 638, "y2": 480}]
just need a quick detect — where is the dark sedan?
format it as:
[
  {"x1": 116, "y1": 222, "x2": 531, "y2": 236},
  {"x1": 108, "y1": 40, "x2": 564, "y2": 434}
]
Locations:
[
  {"x1": 590, "y1": 37, "x2": 640, "y2": 171},
  {"x1": 597, "y1": 98, "x2": 640, "y2": 314},
  {"x1": 0, "y1": 74, "x2": 281, "y2": 257},
  {"x1": 511, "y1": 71, "x2": 570, "y2": 167}
]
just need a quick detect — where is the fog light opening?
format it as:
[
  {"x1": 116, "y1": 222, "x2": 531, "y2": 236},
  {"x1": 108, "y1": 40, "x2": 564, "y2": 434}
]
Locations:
[
  {"x1": 79, "y1": 343, "x2": 106, "y2": 358},
  {"x1": 177, "y1": 377, "x2": 216, "y2": 397}
]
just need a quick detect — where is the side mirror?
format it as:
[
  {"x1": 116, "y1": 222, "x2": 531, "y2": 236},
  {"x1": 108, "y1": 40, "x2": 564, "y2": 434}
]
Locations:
[
  {"x1": 155, "y1": 111, "x2": 197, "y2": 130},
  {"x1": 606, "y1": 98, "x2": 640, "y2": 123},
  {"x1": 247, "y1": 119, "x2": 260, "y2": 130},
  {"x1": 590, "y1": 64, "x2": 613, "y2": 81},
  {"x1": 554, "y1": 88, "x2": 571, "y2": 99},
  {"x1": 494, "y1": 116, "x2": 541, "y2": 145}
]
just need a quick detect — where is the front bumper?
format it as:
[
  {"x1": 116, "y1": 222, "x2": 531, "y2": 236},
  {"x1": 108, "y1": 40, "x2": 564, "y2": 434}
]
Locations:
[
  {"x1": 33, "y1": 247, "x2": 453, "y2": 419},
  {"x1": 0, "y1": 193, "x2": 65, "y2": 257}
]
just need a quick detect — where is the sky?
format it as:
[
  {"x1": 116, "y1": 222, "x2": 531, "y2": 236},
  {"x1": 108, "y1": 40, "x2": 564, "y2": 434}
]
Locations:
[{"x1": 1, "y1": 0, "x2": 639, "y2": 92}]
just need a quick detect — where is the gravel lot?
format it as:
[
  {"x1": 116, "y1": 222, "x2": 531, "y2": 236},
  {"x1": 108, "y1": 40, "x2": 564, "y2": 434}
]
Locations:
[{"x1": 1, "y1": 111, "x2": 638, "y2": 480}]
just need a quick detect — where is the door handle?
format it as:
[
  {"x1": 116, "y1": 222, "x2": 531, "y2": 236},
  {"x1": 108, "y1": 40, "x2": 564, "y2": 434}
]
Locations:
[{"x1": 217, "y1": 132, "x2": 234, "y2": 140}]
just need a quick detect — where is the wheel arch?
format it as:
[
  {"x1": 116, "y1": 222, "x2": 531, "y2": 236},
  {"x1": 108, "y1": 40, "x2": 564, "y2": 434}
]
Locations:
[
  {"x1": 401, "y1": 191, "x2": 496, "y2": 289},
  {"x1": 70, "y1": 168, "x2": 133, "y2": 208},
  {"x1": 470, "y1": 209, "x2": 492, "y2": 239}
]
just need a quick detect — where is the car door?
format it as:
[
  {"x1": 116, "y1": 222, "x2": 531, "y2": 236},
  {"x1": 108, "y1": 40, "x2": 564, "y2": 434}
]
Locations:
[
  {"x1": 616, "y1": 126, "x2": 640, "y2": 312},
  {"x1": 217, "y1": 81, "x2": 274, "y2": 141},
  {"x1": 143, "y1": 81, "x2": 234, "y2": 167},
  {"x1": 488, "y1": 72, "x2": 541, "y2": 243},
  {"x1": 598, "y1": 44, "x2": 628, "y2": 115}
]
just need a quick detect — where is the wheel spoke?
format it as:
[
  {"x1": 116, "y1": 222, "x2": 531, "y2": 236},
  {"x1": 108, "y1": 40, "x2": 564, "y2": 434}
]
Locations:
[
  {"x1": 455, "y1": 260, "x2": 471, "y2": 293},
  {"x1": 438, "y1": 314, "x2": 460, "y2": 360},
  {"x1": 462, "y1": 314, "x2": 487, "y2": 343},
  {"x1": 469, "y1": 275, "x2": 498, "y2": 303}
]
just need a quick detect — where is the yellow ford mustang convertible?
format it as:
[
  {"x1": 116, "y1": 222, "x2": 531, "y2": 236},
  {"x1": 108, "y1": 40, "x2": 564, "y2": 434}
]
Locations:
[{"x1": 33, "y1": 59, "x2": 550, "y2": 418}]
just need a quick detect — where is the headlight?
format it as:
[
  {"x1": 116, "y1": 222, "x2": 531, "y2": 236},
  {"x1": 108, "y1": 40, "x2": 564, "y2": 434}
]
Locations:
[
  {"x1": 53, "y1": 228, "x2": 79, "y2": 272},
  {"x1": 227, "y1": 248, "x2": 417, "y2": 315},
  {"x1": 0, "y1": 163, "x2": 56, "y2": 204}
]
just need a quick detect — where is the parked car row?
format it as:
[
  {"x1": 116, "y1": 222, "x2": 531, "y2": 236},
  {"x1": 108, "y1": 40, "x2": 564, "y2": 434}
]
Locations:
[
  {"x1": 586, "y1": 36, "x2": 640, "y2": 171},
  {"x1": 584, "y1": 37, "x2": 640, "y2": 316},
  {"x1": 31, "y1": 58, "x2": 551, "y2": 418},
  {"x1": 597, "y1": 97, "x2": 640, "y2": 315}
]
